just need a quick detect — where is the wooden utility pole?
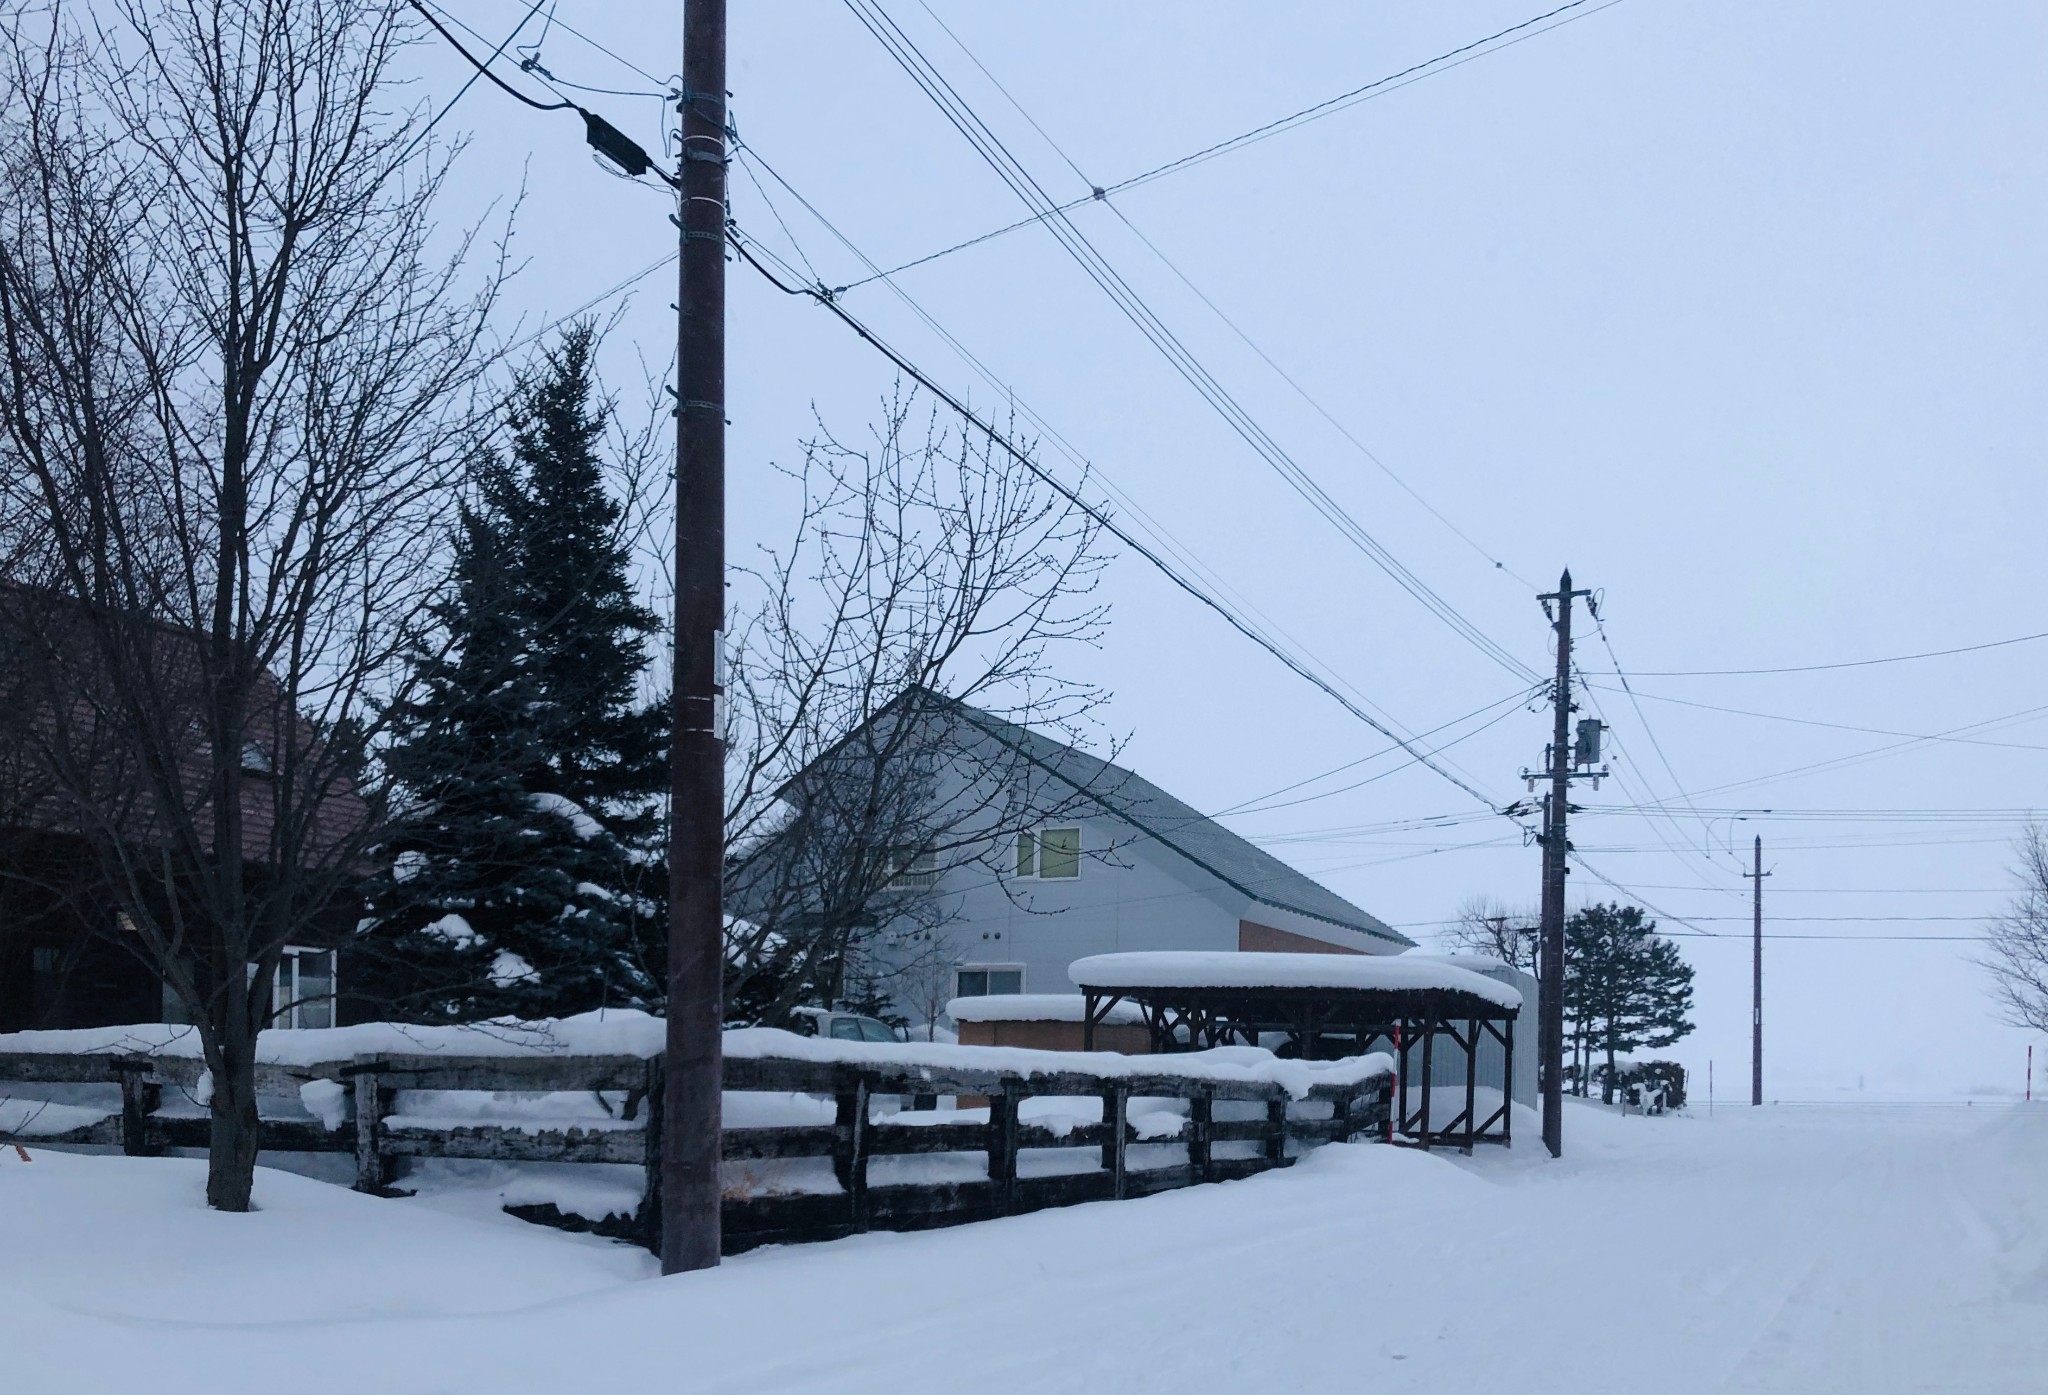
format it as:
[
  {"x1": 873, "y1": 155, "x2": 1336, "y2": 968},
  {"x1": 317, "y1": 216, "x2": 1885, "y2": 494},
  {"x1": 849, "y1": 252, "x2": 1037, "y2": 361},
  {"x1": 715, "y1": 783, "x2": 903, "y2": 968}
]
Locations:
[
  {"x1": 1535, "y1": 569, "x2": 1592, "y2": 1160},
  {"x1": 1749, "y1": 834, "x2": 1768, "y2": 1107},
  {"x1": 663, "y1": 0, "x2": 727, "y2": 1275}
]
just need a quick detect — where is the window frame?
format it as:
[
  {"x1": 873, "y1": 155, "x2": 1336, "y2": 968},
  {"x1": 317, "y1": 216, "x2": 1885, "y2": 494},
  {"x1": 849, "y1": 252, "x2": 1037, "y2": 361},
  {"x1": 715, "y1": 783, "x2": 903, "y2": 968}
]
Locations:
[
  {"x1": 1014, "y1": 825, "x2": 1081, "y2": 880},
  {"x1": 268, "y1": 945, "x2": 337, "y2": 1030},
  {"x1": 888, "y1": 847, "x2": 939, "y2": 890},
  {"x1": 955, "y1": 964, "x2": 1025, "y2": 999}
]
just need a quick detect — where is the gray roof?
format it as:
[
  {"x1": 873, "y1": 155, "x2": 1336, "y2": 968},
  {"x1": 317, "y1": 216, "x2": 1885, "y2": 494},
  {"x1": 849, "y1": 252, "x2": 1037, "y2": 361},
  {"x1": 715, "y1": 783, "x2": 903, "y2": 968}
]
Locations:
[{"x1": 950, "y1": 702, "x2": 1412, "y2": 950}]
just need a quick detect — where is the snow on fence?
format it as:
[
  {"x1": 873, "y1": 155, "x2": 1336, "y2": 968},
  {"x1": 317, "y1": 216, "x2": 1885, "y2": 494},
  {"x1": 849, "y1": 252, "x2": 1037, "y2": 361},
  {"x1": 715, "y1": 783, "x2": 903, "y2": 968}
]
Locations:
[{"x1": 0, "y1": 1022, "x2": 1391, "y2": 1254}]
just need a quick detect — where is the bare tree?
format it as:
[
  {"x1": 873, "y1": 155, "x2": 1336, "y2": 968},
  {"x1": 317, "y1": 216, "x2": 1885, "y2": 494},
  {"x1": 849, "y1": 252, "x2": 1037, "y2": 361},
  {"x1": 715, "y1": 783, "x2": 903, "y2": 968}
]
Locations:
[
  {"x1": 1438, "y1": 894, "x2": 1538, "y2": 973},
  {"x1": 720, "y1": 390, "x2": 1117, "y2": 1026},
  {"x1": 1982, "y1": 825, "x2": 2048, "y2": 1035},
  {"x1": 0, "y1": 2, "x2": 500, "y2": 1210}
]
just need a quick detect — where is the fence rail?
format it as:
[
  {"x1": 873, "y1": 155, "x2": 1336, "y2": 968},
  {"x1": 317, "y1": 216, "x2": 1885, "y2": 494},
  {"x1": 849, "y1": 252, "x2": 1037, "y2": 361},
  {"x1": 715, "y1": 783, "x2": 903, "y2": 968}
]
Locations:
[{"x1": 0, "y1": 1046, "x2": 1389, "y2": 1253}]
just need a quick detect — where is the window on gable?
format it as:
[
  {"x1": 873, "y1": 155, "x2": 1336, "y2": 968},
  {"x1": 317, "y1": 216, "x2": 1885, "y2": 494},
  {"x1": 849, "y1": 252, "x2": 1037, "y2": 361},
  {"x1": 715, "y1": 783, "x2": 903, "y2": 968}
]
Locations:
[
  {"x1": 889, "y1": 848, "x2": 937, "y2": 889},
  {"x1": 240, "y1": 741, "x2": 273, "y2": 775},
  {"x1": 1039, "y1": 827, "x2": 1080, "y2": 878},
  {"x1": 1015, "y1": 826, "x2": 1080, "y2": 879}
]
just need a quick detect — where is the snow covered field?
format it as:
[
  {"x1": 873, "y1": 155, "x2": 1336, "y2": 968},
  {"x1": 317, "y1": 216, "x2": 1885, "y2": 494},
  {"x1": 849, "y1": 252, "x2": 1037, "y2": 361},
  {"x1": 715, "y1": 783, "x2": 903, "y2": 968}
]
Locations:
[{"x1": 5, "y1": 1099, "x2": 2043, "y2": 1394}]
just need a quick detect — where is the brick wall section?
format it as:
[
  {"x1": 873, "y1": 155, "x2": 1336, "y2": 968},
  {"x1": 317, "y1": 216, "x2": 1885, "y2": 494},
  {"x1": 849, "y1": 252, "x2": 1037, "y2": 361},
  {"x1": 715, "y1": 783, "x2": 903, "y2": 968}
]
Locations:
[
  {"x1": 1237, "y1": 920, "x2": 1365, "y2": 955},
  {"x1": 956, "y1": 1019, "x2": 1153, "y2": 1054}
]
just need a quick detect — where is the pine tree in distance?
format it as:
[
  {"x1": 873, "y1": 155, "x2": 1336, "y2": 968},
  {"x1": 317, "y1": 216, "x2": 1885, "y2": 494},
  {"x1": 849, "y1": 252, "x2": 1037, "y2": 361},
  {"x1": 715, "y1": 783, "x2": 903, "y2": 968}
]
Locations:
[
  {"x1": 363, "y1": 324, "x2": 666, "y2": 1021},
  {"x1": 1563, "y1": 902, "x2": 1696, "y2": 1103}
]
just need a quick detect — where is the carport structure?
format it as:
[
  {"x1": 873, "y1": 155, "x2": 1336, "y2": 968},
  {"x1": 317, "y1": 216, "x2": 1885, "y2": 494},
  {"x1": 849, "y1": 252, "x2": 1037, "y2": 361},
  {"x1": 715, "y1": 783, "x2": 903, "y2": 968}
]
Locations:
[{"x1": 1071, "y1": 951, "x2": 1523, "y2": 1152}]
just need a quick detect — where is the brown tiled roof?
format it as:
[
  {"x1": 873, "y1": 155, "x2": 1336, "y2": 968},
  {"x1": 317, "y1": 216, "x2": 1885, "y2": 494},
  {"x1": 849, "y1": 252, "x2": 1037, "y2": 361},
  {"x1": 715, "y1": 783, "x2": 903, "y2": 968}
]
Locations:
[{"x1": 0, "y1": 585, "x2": 367, "y2": 866}]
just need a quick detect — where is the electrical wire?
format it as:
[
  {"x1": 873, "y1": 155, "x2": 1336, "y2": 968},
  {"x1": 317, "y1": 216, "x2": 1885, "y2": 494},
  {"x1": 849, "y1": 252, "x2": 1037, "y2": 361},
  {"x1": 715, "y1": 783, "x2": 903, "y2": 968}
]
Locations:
[
  {"x1": 728, "y1": 223, "x2": 1507, "y2": 811},
  {"x1": 841, "y1": 0, "x2": 1544, "y2": 687},
  {"x1": 1625, "y1": 628, "x2": 2048, "y2": 677},
  {"x1": 398, "y1": 0, "x2": 554, "y2": 166},
  {"x1": 409, "y1": 1, "x2": 572, "y2": 112},
  {"x1": 836, "y1": 0, "x2": 1629, "y2": 293},
  {"x1": 1216, "y1": 686, "x2": 1541, "y2": 817},
  {"x1": 907, "y1": 0, "x2": 1539, "y2": 594},
  {"x1": 1579, "y1": 683, "x2": 2048, "y2": 752},
  {"x1": 726, "y1": 139, "x2": 1507, "y2": 798}
]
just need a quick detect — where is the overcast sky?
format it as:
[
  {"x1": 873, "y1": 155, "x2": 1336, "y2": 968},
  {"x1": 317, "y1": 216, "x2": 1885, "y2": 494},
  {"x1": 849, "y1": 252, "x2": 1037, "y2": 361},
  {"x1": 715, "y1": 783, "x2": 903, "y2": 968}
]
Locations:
[{"x1": 417, "y1": 0, "x2": 2048, "y2": 1099}]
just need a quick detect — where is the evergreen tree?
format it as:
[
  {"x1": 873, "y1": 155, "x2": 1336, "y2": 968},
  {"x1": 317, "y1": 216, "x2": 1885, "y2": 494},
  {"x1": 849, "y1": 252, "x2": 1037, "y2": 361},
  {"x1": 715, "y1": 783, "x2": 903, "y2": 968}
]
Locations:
[
  {"x1": 361, "y1": 326, "x2": 665, "y2": 1021},
  {"x1": 1563, "y1": 903, "x2": 1696, "y2": 1103}
]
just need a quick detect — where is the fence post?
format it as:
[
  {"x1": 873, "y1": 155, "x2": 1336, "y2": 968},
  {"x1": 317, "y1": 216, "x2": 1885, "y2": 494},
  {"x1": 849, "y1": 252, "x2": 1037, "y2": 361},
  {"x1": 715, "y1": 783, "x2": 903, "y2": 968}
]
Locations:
[
  {"x1": 1188, "y1": 1088, "x2": 1212, "y2": 1182},
  {"x1": 834, "y1": 1080, "x2": 870, "y2": 1233},
  {"x1": 351, "y1": 1054, "x2": 387, "y2": 1193},
  {"x1": 987, "y1": 1089, "x2": 1019, "y2": 1214},
  {"x1": 116, "y1": 1061, "x2": 159, "y2": 1157},
  {"x1": 638, "y1": 1055, "x2": 665, "y2": 1253},
  {"x1": 1102, "y1": 1085, "x2": 1128, "y2": 1200},
  {"x1": 1264, "y1": 1095, "x2": 1287, "y2": 1166}
]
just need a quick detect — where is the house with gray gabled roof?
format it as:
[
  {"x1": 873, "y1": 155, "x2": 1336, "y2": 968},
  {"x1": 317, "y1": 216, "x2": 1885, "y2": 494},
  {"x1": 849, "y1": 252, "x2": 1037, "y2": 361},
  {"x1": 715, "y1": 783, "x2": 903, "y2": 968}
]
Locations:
[{"x1": 738, "y1": 690, "x2": 1411, "y2": 1024}]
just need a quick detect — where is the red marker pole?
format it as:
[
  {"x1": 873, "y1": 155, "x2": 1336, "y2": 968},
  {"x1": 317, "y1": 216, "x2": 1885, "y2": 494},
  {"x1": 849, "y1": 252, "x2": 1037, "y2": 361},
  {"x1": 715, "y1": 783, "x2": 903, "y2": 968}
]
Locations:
[{"x1": 2028, "y1": 1045, "x2": 2033, "y2": 1103}]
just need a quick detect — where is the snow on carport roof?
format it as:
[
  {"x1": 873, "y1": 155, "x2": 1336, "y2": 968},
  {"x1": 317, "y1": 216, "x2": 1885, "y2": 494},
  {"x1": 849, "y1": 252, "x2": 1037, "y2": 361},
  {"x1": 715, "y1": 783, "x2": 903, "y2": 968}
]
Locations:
[{"x1": 1069, "y1": 951, "x2": 1523, "y2": 1011}]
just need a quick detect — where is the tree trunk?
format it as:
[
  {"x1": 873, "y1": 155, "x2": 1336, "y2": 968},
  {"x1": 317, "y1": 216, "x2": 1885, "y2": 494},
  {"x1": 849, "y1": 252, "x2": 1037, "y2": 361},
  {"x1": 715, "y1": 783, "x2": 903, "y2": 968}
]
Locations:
[
  {"x1": 205, "y1": 1035, "x2": 262, "y2": 1211},
  {"x1": 1602, "y1": 1033, "x2": 1617, "y2": 1105}
]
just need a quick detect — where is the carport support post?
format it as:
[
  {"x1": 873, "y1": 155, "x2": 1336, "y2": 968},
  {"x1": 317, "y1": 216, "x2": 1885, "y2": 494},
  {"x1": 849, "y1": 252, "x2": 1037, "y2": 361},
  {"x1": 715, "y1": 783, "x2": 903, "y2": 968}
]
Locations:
[
  {"x1": 1419, "y1": 1017, "x2": 1435, "y2": 1148},
  {"x1": 1463, "y1": 1019, "x2": 1479, "y2": 1154},
  {"x1": 1501, "y1": 1020, "x2": 1515, "y2": 1146}
]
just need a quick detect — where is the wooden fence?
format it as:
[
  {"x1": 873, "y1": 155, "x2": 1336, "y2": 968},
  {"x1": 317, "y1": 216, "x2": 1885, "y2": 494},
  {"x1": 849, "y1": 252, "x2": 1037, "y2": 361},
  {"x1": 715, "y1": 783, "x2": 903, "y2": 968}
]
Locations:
[{"x1": 0, "y1": 1047, "x2": 1389, "y2": 1254}]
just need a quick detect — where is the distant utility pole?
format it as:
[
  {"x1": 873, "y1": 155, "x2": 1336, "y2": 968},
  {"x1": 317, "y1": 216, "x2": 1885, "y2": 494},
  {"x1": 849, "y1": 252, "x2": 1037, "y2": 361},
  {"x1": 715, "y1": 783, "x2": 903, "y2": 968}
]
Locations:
[
  {"x1": 1528, "y1": 570, "x2": 1599, "y2": 1160},
  {"x1": 1748, "y1": 835, "x2": 1770, "y2": 1107},
  {"x1": 664, "y1": 0, "x2": 728, "y2": 1276}
]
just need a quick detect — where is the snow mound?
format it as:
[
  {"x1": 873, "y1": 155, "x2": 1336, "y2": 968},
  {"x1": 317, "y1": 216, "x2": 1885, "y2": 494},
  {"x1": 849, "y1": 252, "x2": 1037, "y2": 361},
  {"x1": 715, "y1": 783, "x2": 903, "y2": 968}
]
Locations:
[
  {"x1": 946, "y1": 993, "x2": 1145, "y2": 1025},
  {"x1": 1070, "y1": 950, "x2": 1523, "y2": 1010}
]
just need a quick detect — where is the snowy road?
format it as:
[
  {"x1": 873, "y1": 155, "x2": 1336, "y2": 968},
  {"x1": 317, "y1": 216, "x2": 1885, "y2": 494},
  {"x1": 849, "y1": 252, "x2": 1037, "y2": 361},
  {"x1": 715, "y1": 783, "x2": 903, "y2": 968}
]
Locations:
[{"x1": 6, "y1": 1101, "x2": 2044, "y2": 1394}]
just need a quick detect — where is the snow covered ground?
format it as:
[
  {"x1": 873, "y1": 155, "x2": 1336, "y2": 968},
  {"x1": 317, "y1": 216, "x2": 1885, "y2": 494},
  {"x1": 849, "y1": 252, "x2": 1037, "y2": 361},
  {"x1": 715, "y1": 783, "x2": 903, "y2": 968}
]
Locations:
[{"x1": 5, "y1": 1099, "x2": 2044, "y2": 1394}]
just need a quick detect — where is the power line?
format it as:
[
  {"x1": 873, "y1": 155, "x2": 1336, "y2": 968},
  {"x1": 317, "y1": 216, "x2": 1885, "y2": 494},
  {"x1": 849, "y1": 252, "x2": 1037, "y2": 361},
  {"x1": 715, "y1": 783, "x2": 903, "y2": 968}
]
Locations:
[
  {"x1": 836, "y1": 0, "x2": 1628, "y2": 293},
  {"x1": 840, "y1": 0, "x2": 1543, "y2": 686},
  {"x1": 728, "y1": 224, "x2": 1507, "y2": 811},
  {"x1": 399, "y1": 0, "x2": 554, "y2": 166},
  {"x1": 1218, "y1": 687, "x2": 1540, "y2": 818},
  {"x1": 1581, "y1": 683, "x2": 2048, "y2": 752},
  {"x1": 409, "y1": 1, "x2": 572, "y2": 113},
  {"x1": 1625, "y1": 628, "x2": 2048, "y2": 677},
  {"x1": 726, "y1": 138, "x2": 1506, "y2": 797},
  {"x1": 907, "y1": 0, "x2": 1538, "y2": 593},
  {"x1": 1624, "y1": 700, "x2": 2048, "y2": 804}
]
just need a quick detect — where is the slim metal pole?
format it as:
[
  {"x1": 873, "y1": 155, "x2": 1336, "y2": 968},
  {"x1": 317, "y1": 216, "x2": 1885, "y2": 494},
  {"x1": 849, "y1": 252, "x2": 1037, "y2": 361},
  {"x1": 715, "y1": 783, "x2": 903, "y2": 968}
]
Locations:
[
  {"x1": 663, "y1": 0, "x2": 727, "y2": 1275},
  {"x1": 1751, "y1": 835, "x2": 1763, "y2": 1108}
]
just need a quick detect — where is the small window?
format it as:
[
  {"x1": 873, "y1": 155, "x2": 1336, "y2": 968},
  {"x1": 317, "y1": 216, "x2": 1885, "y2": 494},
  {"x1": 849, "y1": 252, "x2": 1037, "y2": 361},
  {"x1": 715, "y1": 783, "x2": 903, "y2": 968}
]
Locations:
[
  {"x1": 268, "y1": 947, "x2": 336, "y2": 1029},
  {"x1": 956, "y1": 966, "x2": 1023, "y2": 998},
  {"x1": 31, "y1": 946, "x2": 59, "y2": 974},
  {"x1": 1038, "y1": 827, "x2": 1080, "y2": 878},
  {"x1": 889, "y1": 849, "x2": 937, "y2": 889},
  {"x1": 1015, "y1": 826, "x2": 1079, "y2": 878},
  {"x1": 240, "y1": 741, "x2": 273, "y2": 775},
  {"x1": 828, "y1": 1016, "x2": 864, "y2": 1041}
]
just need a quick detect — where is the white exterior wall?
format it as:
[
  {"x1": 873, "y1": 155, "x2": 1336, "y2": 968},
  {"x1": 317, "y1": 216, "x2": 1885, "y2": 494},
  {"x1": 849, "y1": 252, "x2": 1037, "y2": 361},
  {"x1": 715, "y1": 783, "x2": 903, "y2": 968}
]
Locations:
[{"x1": 891, "y1": 813, "x2": 1399, "y2": 1010}]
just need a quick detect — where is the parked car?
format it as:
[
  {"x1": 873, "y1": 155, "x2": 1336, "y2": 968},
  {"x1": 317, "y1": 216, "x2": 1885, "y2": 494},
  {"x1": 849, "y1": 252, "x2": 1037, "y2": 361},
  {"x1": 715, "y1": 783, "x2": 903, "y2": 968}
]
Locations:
[{"x1": 786, "y1": 1007, "x2": 907, "y2": 1044}]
